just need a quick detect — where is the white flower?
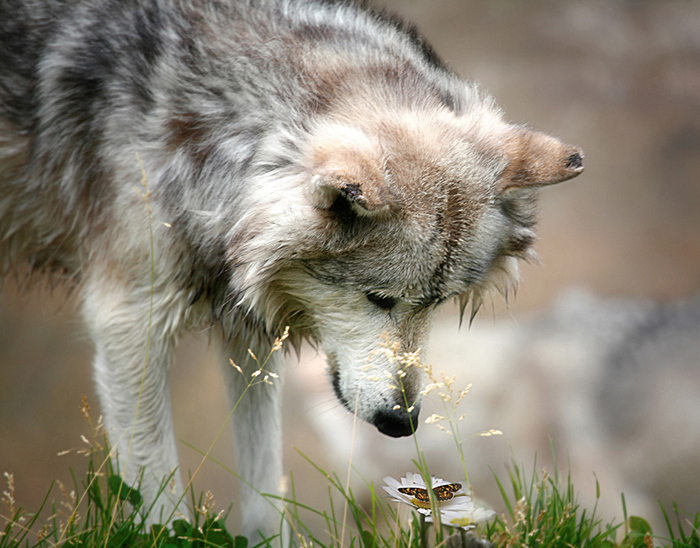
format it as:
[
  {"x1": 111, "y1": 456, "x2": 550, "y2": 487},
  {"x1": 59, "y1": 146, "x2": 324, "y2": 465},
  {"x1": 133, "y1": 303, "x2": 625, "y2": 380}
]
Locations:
[
  {"x1": 428, "y1": 504, "x2": 497, "y2": 530},
  {"x1": 381, "y1": 473, "x2": 472, "y2": 516}
]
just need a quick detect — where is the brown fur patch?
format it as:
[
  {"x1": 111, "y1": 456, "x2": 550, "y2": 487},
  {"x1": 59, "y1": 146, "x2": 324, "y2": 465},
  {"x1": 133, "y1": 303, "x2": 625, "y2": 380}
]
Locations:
[{"x1": 165, "y1": 111, "x2": 214, "y2": 169}]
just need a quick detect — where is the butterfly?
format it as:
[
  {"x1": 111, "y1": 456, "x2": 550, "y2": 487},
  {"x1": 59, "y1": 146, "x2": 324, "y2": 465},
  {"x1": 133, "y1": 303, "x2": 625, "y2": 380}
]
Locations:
[{"x1": 398, "y1": 482, "x2": 462, "y2": 508}]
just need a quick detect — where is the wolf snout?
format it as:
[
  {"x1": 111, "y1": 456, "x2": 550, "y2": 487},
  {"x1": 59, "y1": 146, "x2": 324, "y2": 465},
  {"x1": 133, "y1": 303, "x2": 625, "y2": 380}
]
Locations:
[{"x1": 372, "y1": 404, "x2": 421, "y2": 438}]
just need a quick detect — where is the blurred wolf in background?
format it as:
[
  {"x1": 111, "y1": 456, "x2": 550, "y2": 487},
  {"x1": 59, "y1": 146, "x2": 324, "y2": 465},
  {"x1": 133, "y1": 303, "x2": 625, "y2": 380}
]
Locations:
[{"x1": 0, "y1": 0, "x2": 583, "y2": 539}]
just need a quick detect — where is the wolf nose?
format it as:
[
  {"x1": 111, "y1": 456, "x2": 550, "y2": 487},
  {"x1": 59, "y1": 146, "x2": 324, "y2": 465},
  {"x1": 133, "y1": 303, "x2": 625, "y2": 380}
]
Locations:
[{"x1": 372, "y1": 405, "x2": 421, "y2": 438}]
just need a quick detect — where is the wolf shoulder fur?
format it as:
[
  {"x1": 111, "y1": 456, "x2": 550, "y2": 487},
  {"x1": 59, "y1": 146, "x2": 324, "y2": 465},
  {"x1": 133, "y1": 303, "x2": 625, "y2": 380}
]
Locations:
[{"x1": 0, "y1": 0, "x2": 583, "y2": 541}]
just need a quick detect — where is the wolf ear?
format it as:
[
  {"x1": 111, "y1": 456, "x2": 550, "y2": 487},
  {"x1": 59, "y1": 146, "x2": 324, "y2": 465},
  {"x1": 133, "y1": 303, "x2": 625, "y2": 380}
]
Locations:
[
  {"x1": 497, "y1": 126, "x2": 584, "y2": 192},
  {"x1": 309, "y1": 126, "x2": 394, "y2": 215},
  {"x1": 313, "y1": 174, "x2": 393, "y2": 215}
]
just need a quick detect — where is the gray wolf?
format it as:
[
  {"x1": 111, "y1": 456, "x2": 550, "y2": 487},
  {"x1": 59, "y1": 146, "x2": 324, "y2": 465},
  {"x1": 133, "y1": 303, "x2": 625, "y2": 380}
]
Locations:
[{"x1": 0, "y1": 0, "x2": 583, "y2": 540}]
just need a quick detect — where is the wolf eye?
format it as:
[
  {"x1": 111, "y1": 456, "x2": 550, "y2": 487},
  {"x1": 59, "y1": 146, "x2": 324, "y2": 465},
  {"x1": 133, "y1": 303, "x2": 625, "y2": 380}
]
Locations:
[{"x1": 366, "y1": 292, "x2": 397, "y2": 311}]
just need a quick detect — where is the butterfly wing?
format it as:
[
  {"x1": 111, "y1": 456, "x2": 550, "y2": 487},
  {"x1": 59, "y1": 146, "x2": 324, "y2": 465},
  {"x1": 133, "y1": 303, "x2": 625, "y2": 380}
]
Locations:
[
  {"x1": 433, "y1": 482, "x2": 462, "y2": 501},
  {"x1": 398, "y1": 486, "x2": 430, "y2": 502}
]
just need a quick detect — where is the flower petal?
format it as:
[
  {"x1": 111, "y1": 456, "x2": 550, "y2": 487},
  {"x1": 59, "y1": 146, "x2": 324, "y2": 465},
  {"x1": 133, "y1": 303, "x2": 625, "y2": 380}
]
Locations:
[
  {"x1": 427, "y1": 505, "x2": 498, "y2": 529},
  {"x1": 382, "y1": 476, "x2": 402, "y2": 490}
]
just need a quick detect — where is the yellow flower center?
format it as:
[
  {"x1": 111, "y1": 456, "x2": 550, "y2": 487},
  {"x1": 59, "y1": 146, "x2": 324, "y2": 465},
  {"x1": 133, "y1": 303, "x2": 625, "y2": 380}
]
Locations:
[{"x1": 449, "y1": 516, "x2": 474, "y2": 527}]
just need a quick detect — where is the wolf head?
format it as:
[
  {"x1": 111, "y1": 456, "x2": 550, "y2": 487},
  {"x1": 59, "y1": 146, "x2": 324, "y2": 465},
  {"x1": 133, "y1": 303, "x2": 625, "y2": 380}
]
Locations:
[
  {"x1": 234, "y1": 110, "x2": 584, "y2": 438},
  {"x1": 227, "y1": 96, "x2": 583, "y2": 437}
]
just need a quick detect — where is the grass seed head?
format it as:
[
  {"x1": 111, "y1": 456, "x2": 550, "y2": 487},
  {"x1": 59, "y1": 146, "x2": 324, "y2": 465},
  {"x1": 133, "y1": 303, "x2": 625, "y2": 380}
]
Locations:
[
  {"x1": 196, "y1": 490, "x2": 216, "y2": 517},
  {"x1": 2, "y1": 472, "x2": 15, "y2": 515},
  {"x1": 479, "y1": 429, "x2": 503, "y2": 437},
  {"x1": 79, "y1": 395, "x2": 90, "y2": 421},
  {"x1": 271, "y1": 326, "x2": 290, "y2": 352},
  {"x1": 425, "y1": 414, "x2": 445, "y2": 424},
  {"x1": 229, "y1": 358, "x2": 244, "y2": 375}
]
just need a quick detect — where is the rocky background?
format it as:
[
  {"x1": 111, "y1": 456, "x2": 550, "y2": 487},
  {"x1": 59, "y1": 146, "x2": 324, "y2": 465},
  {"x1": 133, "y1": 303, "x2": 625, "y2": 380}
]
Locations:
[{"x1": 1, "y1": 0, "x2": 699, "y2": 539}]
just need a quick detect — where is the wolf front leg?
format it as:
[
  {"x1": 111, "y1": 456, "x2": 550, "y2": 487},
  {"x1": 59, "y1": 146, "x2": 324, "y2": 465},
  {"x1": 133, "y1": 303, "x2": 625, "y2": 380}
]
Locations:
[
  {"x1": 82, "y1": 273, "x2": 190, "y2": 525},
  {"x1": 220, "y1": 335, "x2": 288, "y2": 545}
]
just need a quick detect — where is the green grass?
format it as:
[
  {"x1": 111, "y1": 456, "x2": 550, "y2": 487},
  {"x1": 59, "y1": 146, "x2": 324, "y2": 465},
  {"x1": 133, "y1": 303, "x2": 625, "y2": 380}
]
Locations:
[
  {"x1": 2, "y1": 342, "x2": 700, "y2": 548},
  {"x1": 0, "y1": 446, "x2": 246, "y2": 548},
  {"x1": 2, "y1": 403, "x2": 699, "y2": 548}
]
